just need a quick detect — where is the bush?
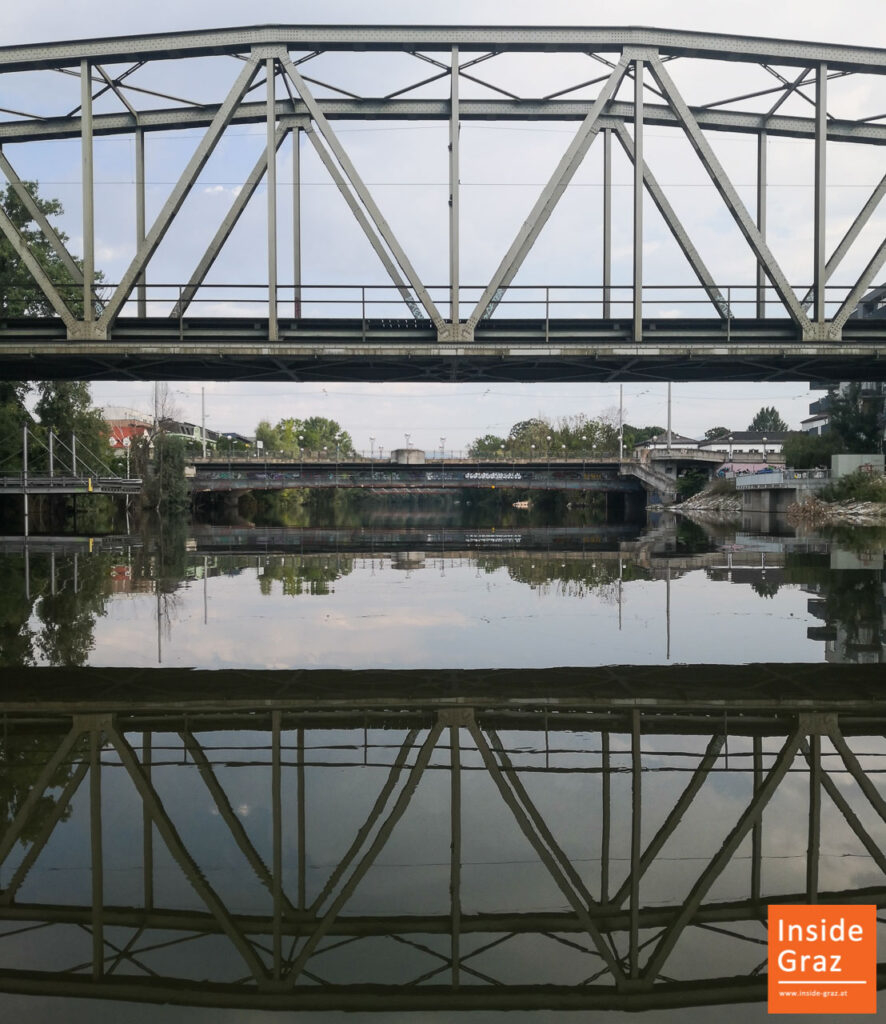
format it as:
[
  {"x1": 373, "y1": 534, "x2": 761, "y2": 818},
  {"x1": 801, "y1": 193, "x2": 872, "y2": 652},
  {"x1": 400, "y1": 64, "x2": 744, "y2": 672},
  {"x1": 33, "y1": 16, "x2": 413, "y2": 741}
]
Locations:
[{"x1": 820, "y1": 469, "x2": 886, "y2": 503}]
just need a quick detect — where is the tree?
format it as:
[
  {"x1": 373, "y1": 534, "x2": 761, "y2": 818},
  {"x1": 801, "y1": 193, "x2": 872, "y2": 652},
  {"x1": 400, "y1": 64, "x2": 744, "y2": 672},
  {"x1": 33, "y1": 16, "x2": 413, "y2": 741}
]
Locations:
[
  {"x1": 748, "y1": 406, "x2": 788, "y2": 432},
  {"x1": 33, "y1": 381, "x2": 108, "y2": 474},
  {"x1": 704, "y1": 426, "x2": 731, "y2": 440},
  {"x1": 0, "y1": 181, "x2": 101, "y2": 318},
  {"x1": 254, "y1": 416, "x2": 353, "y2": 457},
  {"x1": 782, "y1": 431, "x2": 840, "y2": 469},
  {"x1": 468, "y1": 433, "x2": 507, "y2": 457},
  {"x1": 827, "y1": 383, "x2": 882, "y2": 453}
]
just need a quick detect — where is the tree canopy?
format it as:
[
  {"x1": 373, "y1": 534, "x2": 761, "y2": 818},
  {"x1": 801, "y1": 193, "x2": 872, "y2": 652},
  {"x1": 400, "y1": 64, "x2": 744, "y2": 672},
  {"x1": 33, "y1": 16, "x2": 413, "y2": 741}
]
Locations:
[
  {"x1": 0, "y1": 181, "x2": 100, "y2": 319},
  {"x1": 467, "y1": 414, "x2": 662, "y2": 458},
  {"x1": 256, "y1": 416, "x2": 354, "y2": 456},
  {"x1": 748, "y1": 406, "x2": 788, "y2": 432}
]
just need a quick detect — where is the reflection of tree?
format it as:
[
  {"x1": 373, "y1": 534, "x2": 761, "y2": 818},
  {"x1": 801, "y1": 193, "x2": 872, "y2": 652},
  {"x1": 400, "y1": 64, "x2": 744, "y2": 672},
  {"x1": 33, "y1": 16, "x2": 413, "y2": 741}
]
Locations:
[
  {"x1": 0, "y1": 731, "x2": 84, "y2": 847},
  {"x1": 259, "y1": 555, "x2": 355, "y2": 597},
  {"x1": 750, "y1": 578, "x2": 782, "y2": 599},
  {"x1": 477, "y1": 556, "x2": 649, "y2": 598},
  {"x1": 37, "y1": 553, "x2": 110, "y2": 666},
  {"x1": 0, "y1": 554, "x2": 38, "y2": 667}
]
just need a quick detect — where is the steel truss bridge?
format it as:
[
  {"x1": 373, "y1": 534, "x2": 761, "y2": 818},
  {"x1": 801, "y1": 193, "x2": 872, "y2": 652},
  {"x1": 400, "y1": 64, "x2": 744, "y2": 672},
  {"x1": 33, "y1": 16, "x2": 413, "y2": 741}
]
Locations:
[
  {"x1": 0, "y1": 27, "x2": 886, "y2": 382},
  {"x1": 0, "y1": 665, "x2": 884, "y2": 1012}
]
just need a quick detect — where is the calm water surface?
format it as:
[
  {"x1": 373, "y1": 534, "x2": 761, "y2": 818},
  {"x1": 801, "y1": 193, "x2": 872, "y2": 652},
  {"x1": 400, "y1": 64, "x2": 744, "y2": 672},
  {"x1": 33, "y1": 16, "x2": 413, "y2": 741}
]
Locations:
[{"x1": 1, "y1": 511, "x2": 884, "y2": 1021}]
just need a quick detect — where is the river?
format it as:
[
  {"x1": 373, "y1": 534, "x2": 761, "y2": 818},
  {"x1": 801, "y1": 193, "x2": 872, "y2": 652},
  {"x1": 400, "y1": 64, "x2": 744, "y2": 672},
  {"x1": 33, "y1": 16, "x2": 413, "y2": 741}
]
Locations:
[{"x1": 0, "y1": 507, "x2": 884, "y2": 1022}]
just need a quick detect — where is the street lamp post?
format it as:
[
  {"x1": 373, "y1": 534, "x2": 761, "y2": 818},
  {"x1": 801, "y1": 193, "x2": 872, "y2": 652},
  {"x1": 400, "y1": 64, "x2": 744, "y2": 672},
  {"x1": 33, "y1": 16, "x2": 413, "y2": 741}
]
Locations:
[
  {"x1": 547, "y1": 435, "x2": 552, "y2": 477},
  {"x1": 530, "y1": 443, "x2": 535, "y2": 463},
  {"x1": 762, "y1": 435, "x2": 768, "y2": 461},
  {"x1": 370, "y1": 436, "x2": 375, "y2": 479},
  {"x1": 728, "y1": 434, "x2": 734, "y2": 465},
  {"x1": 440, "y1": 437, "x2": 446, "y2": 485},
  {"x1": 405, "y1": 433, "x2": 411, "y2": 451}
]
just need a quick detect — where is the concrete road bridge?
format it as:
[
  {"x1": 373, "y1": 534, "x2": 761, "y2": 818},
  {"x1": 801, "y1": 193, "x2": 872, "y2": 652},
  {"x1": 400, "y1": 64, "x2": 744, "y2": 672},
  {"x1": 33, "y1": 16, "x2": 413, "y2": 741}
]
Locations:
[
  {"x1": 0, "y1": 27, "x2": 885, "y2": 383},
  {"x1": 187, "y1": 454, "x2": 698, "y2": 504}
]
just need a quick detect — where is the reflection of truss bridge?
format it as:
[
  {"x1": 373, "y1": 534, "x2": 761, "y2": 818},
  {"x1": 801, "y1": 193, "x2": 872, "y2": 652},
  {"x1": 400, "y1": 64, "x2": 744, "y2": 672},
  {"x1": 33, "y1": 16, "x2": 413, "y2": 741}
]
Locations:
[
  {"x1": 0, "y1": 28, "x2": 885, "y2": 381},
  {"x1": 1, "y1": 674, "x2": 886, "y2": 1010}
]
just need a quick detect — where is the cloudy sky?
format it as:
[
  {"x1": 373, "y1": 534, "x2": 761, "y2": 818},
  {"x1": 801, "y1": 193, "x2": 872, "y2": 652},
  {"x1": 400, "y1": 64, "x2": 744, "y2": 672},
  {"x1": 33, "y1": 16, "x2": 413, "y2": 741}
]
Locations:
[{"x1": 3, "y1": 0, "x2": 885, "y2": 453}]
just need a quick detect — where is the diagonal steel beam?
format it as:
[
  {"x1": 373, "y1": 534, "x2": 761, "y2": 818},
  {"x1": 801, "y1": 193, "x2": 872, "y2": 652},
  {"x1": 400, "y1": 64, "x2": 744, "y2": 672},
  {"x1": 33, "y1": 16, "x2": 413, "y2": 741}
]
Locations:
[
  {"x1": 468, "y1": 720, "x2": 625, "y2": 985},
  {"x1": 614, "y1": 123, "x2": 729, "y2": 318},
  {"x1": 0, "y1": 726, "x2": 83, "y2": 865},
  {"x1": 829, "y1": 725, "x2": 886, "y2": 823},
  {"x1": 286, "y1": 722, "x2": 443, "y2": 984},
  {"x1": 0, "y1": 761, "x2": 89, "y2": 906},
  {"x1": 0, "y1": 203, "x2": 77, "y2": 329},
  {"x1": 309, "y1": 729, "x2": 419, "y2": 913},
  {"x1": 466, "y1": 54, "x2": 630, "y2": 329},
  {"x1": 280, "y1": 54, "x2": 443, "y2": 328},
  {"x1": 612, "y1": 735, "x2": 726, "y2": 908},
  {"x1": 302, "y1": 125, "x2": 422, "y2": 319},
  {"x1": 799, "y1": 738, "x2": 886, "y2": 877},
  {"x1": 180, "y1": 730, "x2": 300, "y2": 920},
  {"x1": 485, "y1": 728, "x2": 596, "y2": 909},
  {"x1": 0, "y1": 147, "x2": 85, "y2": 286},
  {"x1": 642, "y1": 726, "x2": 803, "y2": 983},
  {"x1": 801, "y1": 170, "x2": 886, "y2": 312},
  {"x1": 105, "y1": 724, "x2": 268, "y2": 984},
  {"x1": 171, "y1": 123, "x2": 291, "y2": 318},
  {"x1": 828, "y1": 235, "x2": 886, "y2": 333},
  {"x1": 97, "y1": 55, "x2": 260, "y2": 331},
  {"x1": 647, "y1": 54, "x2": 813, "y2": 334}
]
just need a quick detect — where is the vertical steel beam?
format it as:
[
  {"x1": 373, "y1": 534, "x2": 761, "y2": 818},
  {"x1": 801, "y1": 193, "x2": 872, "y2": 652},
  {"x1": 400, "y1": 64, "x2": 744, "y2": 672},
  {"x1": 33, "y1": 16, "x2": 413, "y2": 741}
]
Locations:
[
  {"x1": 630, "y1": 710, "x2": 641, "y2": 979},
  {"x1": 135, "y1": 127, "x2": 146, "y2": 317},
  {"x1": 751, "y1": 736, "x2": 762, "y2": 904},
  {"x1": 602, "y1": 128, "x2": 611, "y2": 319},
  {"x1": 81, "y1": 59, "x2": 94, "y2": 323},
  {"x1": 756, "y1": 132, "x2": 767, "y2": 319},
  {"x1": 272, "y1": 710, "x2": 282, "y2": 980},
  {"x1": 143, "y1": 730, "x2": 153, "y2": 910},
  {"x1": 807, "y1": 734, "x2": 820, "y2": 902},
  {"x1": 90, "y1": 727, "x2": 104, "y2": 979},
  {"x1": 633, "y1": 61, "x2": 643, "y2": 343},
  {"x1": 266, "y1": 58, "x2": 278, "y2": 341},
  {"x1": 449, "y1": 46, "x2": 460, "y2": 324},
  {"x1": 814, "y1": 64, "x2": 827, "y2": 323},
  {"x1": 22, "y1": 424, "x2": 27, "y2": 538},
  {"x1": 298, "y1": 726, "x2": 305, "y2": 909},
  {"x1": 292, "y1": 128, "x2": 301, "y2": 318},
  {"x1": 450, "y1": 724, "x2": 461, "y2": 987},
  {"x1": 601, "y1": 731, "x2": 610, "y2": 903}
]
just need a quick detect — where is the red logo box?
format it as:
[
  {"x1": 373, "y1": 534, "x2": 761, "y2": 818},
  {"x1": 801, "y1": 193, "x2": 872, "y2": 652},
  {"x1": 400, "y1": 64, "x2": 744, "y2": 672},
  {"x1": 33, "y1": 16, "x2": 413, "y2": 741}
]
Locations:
[{"x1": 768, "y1": 904, "x2": 876, "y2": 1014}]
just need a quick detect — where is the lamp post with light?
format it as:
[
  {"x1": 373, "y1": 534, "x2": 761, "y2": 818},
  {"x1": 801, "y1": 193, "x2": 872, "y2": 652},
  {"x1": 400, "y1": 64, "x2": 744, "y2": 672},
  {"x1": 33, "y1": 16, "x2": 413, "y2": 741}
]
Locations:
[{"x1": 762, "y1": 436, "x2": 768, "y2": 461}]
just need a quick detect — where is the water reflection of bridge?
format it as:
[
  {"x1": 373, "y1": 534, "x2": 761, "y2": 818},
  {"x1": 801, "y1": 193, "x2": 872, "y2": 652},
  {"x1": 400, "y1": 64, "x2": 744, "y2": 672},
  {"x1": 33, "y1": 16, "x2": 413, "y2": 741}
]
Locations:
[{"x1": 1, "y1": 667, "x2": 884, "y2": 1012}]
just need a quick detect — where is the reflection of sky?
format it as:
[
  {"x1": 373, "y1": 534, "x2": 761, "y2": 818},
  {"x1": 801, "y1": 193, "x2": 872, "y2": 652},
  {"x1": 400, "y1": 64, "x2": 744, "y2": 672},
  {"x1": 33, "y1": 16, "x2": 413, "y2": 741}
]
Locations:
[{"x1": 85, "y1": 558, "x2": 817, "y2": 669}]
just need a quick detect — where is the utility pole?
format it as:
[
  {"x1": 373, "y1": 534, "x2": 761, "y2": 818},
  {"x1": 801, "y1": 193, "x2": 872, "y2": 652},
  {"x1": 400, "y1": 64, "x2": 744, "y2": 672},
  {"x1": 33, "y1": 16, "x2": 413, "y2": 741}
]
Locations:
[
  {"x1": 619, "y1": 384, "x2": 624, "y2": 461},
  {"x1": 667, "y1": 383, "x2": 672, "y2": 453},
  {"x1": 201, "y1": 386, "x2": 207, "y2": 458}
]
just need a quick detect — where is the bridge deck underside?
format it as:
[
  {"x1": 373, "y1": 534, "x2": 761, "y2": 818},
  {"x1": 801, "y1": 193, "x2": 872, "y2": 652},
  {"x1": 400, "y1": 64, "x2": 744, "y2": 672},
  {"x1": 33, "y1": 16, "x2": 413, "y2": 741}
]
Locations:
[{"x1": 1, "y1": 317, "x2": 885, "y2": 382}]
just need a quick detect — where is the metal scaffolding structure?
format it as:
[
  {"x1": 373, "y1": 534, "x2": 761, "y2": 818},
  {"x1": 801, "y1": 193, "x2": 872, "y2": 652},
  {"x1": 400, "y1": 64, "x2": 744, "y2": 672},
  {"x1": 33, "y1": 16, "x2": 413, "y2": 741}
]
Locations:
[
  {"x1": 0, "y1": 678, "x2": 885, "y2": 1011},
  {"x1": 0, "y1": 27, "x2": 885, "y2": 381}
]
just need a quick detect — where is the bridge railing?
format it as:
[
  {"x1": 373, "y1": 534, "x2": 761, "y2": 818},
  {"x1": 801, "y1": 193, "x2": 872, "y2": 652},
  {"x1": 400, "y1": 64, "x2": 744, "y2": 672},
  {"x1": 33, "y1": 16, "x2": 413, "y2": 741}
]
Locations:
[{"x1": 52, "y1": 281, "x2": 862, "y2": 327}]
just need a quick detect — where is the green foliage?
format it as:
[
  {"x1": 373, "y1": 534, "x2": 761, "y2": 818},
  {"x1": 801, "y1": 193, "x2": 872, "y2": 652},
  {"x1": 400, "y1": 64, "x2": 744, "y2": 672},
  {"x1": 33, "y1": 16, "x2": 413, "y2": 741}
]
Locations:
[
  {"x1": 255, "y1": 416, "x2": 353, "y2": 456},
  {"x1": 676, "y1": 469, "x2": 708, "y2": 499},
  {"x1": 0, "y1": 181, "x2": 102, "y2": 318},
  {"x1": 782, "y1": 431, "x2": 841, "y2": 470},
  {"x1": 136, "y1": 434, "x2": 189, "y2": 514},
  {"x1": 468, "y1": 433, "x2": 507, "y2": 457},
  {"x1": 827, "y1": 383, "x2": 882, "y2": 453},
  {"x1": 820, "y1": 469, "x2": 886, "y2": 504},
  {"x1": 704, "y1": 426, "x2": 731, "y2": 440},
  {"x1": 748, "y1": 406, "x2": 788, "y2": 432},
  {"x1": 623, "y1": 424, "x2": 664, "y2": 449}
]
